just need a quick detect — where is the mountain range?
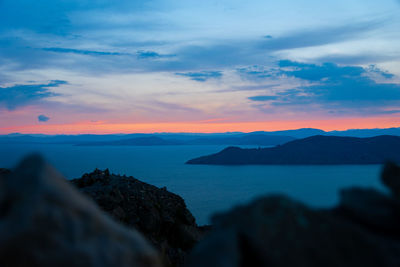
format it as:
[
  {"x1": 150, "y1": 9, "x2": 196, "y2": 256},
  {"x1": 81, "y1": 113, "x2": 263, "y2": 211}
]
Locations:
[{"x1": 2, "y1": 127, "x2": 400, "y2": 146}]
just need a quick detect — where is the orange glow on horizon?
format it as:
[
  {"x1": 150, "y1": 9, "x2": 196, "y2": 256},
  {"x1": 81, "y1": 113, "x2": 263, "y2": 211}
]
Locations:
[{"x1": 1, "y1": 116, "x2": 400, "y2": 135}]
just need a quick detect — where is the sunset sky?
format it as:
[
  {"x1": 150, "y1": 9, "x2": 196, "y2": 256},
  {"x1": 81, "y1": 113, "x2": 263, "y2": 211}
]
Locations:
[{"x1": 1, "y1": 0, "x2": 400, "y2": 134}]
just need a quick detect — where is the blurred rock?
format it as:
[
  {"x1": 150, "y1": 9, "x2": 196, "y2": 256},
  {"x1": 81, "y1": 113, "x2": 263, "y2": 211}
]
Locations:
[
  {"x1": 0, "y1": 168, "x2": 10, "y2": 177},
  {"x1": 382, "y1": 161, "x2": 400, "y2": 198},
  {"x1": 335, "y1": 188, "x2": 400, "y2": 237},
  {"x1": 71, "y1": 168, "x2": 205, "y2": 267},
  {"x1": 187, "y1": 195, "x2": 400, "y2": 267},
  {"x1": 0, "y1": 155, "x2": 161, "y2": 267}
]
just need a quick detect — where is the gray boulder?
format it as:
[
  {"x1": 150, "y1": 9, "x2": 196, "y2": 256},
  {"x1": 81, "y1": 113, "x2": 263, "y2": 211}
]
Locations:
[{"x1": 0, "y1": 155, "x2": 161, "y2": 267}]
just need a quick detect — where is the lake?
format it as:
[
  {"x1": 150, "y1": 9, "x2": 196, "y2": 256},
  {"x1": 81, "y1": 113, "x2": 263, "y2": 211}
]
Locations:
[{"x1": 0, "y1": 143, "x2": 384, "y2": 225}]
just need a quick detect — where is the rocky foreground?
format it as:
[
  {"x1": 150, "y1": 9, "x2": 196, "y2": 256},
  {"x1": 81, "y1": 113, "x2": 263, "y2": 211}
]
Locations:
[
  {"x1": 1, "y1": 155, "x2": 400, "y2": 267},
  {"x1": 70, "y1": 168, "x2": 205, "y2": 266}
]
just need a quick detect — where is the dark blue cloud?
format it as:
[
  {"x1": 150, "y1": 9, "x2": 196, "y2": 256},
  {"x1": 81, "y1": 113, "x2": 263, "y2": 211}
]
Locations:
[
  {"x1": 136, "y1": 50, "x2": 175, "y2": 59},
  {"x1": 0, "y1": 80, "x2": 66, "y2": 110},
  {"x1": 278, "y1": 60, "x2": 365, "y2": 81},
  {"x1": 38, "y1": 114, "x2": 50, "y2": 122},
  {"x1": 248, "y1": 61, "x2": 400, "y2": 114},
  {"x1": 137, "y1": 50, "x2": 163, "y2": 59},
  {"x1": 43, "y1": 47, "x2": 127, "y2": 56},
  {"x1": 175, "y1": 71, "x2": 223, "y2": 82}
]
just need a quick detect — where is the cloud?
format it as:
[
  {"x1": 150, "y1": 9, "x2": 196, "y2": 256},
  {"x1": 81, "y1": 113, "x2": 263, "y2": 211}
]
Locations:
[
  {"x1": 260, "y1": 20, "x2": 384, "y2": 51},
  {"x1": 43, "y1": 47, "x2": 127, "y2": 56},
  {"x1": 237, "y1": 66, "x2": 275, "y2": 79},
  {"x1": 0, "y1": 9, "x2": 388, "y2": 77},
  {"x1": 312, "y1": 53, "x2": 397, "y2": 65},
  {"x1": 247, "y1": 60, "x2": 400, "y2": 115},
  {"x1": 136, "y1": 50, "x2": 175, "y2": 59},
  {"x1": 43, "y1": 48, "x2": 176, "y2": 60},
  {"x1": 38, "y1": 114, "x2": 50, "y2": 122},
  {"x1": 278, "y1": 60, "x2": 365, "y2": 81},
  {"x1": 366, "y1": 65, "x2": 394, "y2": 79},
  {"x1": 175, "y1": 71, "x2": 223, "y2": 82},
  {"x1": 248, "y1": 95, "x2": 278, "y2": 101},
  {"x1": 0, "y1": 80, "x2": 66, "y2": 110},
  {"x1": 137, "y1": 50, "x2": 163, "y2": 59},
  {"x1": 134, "y1": 19, "x2": 385, "y2": 73}
]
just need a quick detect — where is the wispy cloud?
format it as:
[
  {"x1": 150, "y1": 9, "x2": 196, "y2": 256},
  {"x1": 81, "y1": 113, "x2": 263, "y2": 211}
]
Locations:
[
  {"x1": 259, "y1": 20, "x2": 384, "y2": 51},
  {"x1": 43, "y1": 47, "x2": 127, "y2": 56}
]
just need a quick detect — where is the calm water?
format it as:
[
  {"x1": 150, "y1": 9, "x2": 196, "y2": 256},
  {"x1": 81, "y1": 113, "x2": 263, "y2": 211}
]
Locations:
[{"x1": 0, "y1": 144, "x2": 384, "y2": 225}]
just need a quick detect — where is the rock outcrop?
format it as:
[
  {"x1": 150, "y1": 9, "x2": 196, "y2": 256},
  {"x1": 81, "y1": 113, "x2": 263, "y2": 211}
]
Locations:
[
  {"x1": 71, "y1": 169, "x2": 204, "y2": 267},
  {"x1": 186, "y1": 162, "x2": 400, "y2": 267},
  {"x1": 0, "y1": 155, "x2": 161, "y2": 267}
]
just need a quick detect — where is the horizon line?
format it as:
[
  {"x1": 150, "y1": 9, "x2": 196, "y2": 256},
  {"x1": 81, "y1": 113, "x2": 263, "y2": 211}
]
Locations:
[{"x1": 2, "y1": 126, "x2": 400, "y2": 136}]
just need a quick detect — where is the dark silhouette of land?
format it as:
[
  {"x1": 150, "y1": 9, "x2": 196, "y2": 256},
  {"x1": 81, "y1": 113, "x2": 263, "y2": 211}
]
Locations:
[
  {"x1": 77, "y1": 134, "x2": 295, "y2": 146},
  {"x1": 4, "y1": 126, "x2": 400, "y2": 146},
  {"x1": 78, "y1": 136, "x2": 183, "y2": 146},
  {"x1": 187, "y1": 135, "x2": 400, "y2": 165}
]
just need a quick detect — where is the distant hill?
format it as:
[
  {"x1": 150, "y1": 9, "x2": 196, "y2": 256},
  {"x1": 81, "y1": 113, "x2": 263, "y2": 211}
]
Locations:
[
  {"x1": 78, "y1": 134, "x2": 294, "y2": 146},
  {"x1": 186, "y1": 135, "x2": 400, "y2": 165},
  {"x1": 77, "y1": 136, "x2": 182, "y2": 146},
  {"x1": 178, "y1": 134, "x2": 294, "y2": 146},
  {"x1": 329, "y1": 128, "x2": 400, "y2": 138},
  {"x1": 253, "y1": 128, "x2": 326, "y2": 138}
]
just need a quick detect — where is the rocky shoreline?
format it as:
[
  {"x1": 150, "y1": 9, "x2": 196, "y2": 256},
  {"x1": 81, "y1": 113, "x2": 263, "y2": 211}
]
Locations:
[{"x1": 1, "y1": 155, "x2": 400, "y2": 266}]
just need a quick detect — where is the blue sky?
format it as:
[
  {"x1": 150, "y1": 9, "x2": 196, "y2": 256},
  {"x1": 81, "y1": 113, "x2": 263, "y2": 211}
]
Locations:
[{"x1": 1, "y1": 0, "x2": 400, "y2": 133}]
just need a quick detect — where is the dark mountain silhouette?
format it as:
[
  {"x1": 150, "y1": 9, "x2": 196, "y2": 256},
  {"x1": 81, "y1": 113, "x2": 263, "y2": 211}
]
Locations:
[
  {"x1": 179, "y1": 134, "x2": 294, "y2": 146},
  {"x1": 77, "y1": 133, "x2": 294, "y2": 146},
  {"x1": 186, "y1": 135, "x2": 400, "y2": 165},
  {"x1": 253, "y1": 128, "x2": 326, "y2": 138}
]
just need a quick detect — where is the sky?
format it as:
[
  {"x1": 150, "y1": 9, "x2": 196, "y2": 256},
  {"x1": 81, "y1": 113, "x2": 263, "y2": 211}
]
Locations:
[{"x1": 1, "y1": 0, "x2": 400, "y2": 134}]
